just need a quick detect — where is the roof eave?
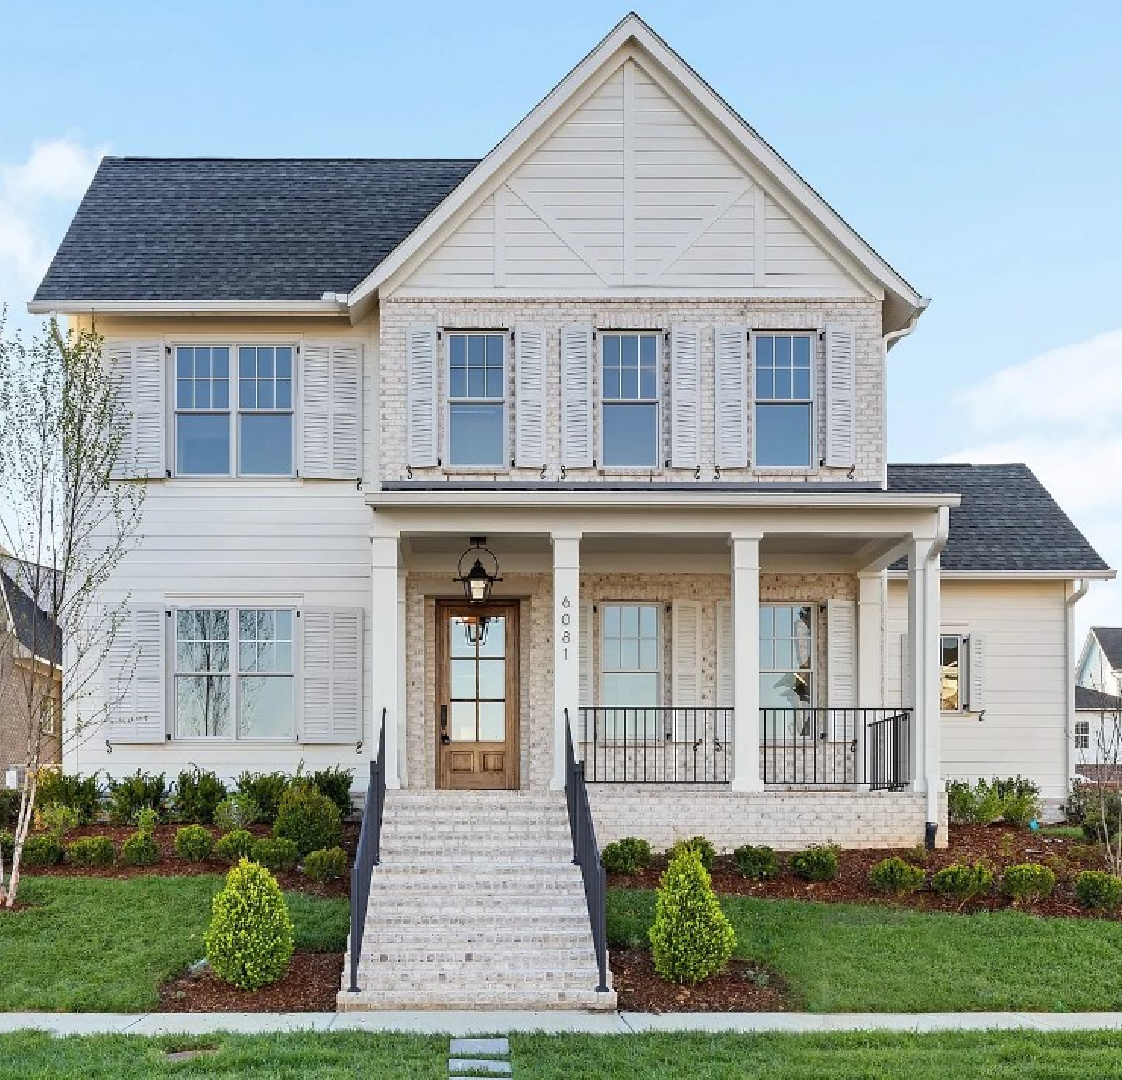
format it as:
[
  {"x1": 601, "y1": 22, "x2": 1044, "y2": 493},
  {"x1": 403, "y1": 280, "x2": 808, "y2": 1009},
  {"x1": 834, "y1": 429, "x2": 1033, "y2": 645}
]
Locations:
[{"x1": 26, "y1": 299, "x2": 350, "y2": 317}]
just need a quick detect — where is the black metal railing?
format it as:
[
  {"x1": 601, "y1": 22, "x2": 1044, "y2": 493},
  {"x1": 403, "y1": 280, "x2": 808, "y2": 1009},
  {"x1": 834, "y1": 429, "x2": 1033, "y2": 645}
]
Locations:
[
  {"x1": 866, "y1": 709, "x2": 912, "y2": 791},
  {"x1": 578, "y1": 707, "x2": 732, "y2": 783},
  {"x1": 564, "y1": 710, "x2": 610, "y2": 996},
  {"x1": 761, "y1": 707, "x2": 860, "y2": 786},
  {"x1": 348, "y1": 708, "x2": 388, "y2": 994}
]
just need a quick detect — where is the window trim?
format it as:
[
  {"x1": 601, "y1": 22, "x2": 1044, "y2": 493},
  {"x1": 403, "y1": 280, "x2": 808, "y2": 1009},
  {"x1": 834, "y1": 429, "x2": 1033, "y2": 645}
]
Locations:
[
  {"x1": 940, "y1": 632, "x2": 969, "y2": 714},
  {"x1": 751, "y1": 330, "x2": 817, "y2": 472},
  {"x1": 443, "y1": 330, "x2": 509, "y2": 471},
  {"x1": 598, "y1": 330, "x2": 663, "y2": 471},
  {"x1": 170, "y1": 604, "x2": 298, "y2": 743},
  {"x1": 170, "y1": 341, "x2": 298, "y2": 479},
  {"x1": 598, "y1": 600, "x2": 663, "y2": 743}
]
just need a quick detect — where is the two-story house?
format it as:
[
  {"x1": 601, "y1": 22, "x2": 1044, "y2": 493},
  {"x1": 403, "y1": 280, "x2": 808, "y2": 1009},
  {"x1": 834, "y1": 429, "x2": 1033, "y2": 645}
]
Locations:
[{"x1": 31, "y1": 15, "x2": 1112, "y2": 1008}]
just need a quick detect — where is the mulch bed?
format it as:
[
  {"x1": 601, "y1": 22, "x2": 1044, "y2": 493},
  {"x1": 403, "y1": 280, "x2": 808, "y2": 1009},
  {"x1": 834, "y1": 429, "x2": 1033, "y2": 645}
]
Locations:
[
  {"x1": 611, "y1": 948, "x2": 791, "y2": 1012},
  {"x1": 611, "y1": 824, "x2": 1122, "y2": 920},
  {"x1": 16, "y1": 822, "x2": 358, "y2": 898},
  {"x1": 159, "y1": 952, "x2": 343, "y2": 1012}
]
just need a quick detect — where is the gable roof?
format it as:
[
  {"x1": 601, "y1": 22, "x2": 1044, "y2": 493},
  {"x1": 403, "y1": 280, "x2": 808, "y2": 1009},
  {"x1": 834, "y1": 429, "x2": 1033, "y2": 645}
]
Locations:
[
  {"x1": 1091, "y1": 628, "x2": 1122, "y2": 671},
  {"x1": 887, "y1": 464, "x2": 1110, "y2": 574},
  {"x1": 32, "y1": 158, "x2": 477, "y2": 305},
  {"x1": 1076, "y1": 685, "x2": 1122, "y2": 712},
  {"x1": 0, "y1": 558, "x2": 62, "y2": 667}
]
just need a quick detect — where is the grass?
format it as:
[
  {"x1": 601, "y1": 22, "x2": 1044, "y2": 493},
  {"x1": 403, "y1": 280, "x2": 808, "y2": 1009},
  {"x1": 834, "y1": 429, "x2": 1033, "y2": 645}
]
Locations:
[
  {"x1": 0, "y1": 876, "x2": 348, "y2": 1012},
  {"x1": 608, "y1": 888, "x2": 1122, "y2": 1012},
  {"x1": 6, "y1": 1032, "x2": 1122, "y2": 1079},
  {"x1": 1039, "y1": 825, "x2": 1085, "y2": 839}
]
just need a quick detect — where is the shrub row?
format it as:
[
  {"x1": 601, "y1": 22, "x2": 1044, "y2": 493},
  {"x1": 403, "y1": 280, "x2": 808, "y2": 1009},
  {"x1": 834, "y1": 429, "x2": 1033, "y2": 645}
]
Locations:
[
  {"x1": 602, "y1": 837, "x2": 837, "y2": 883},
  {"x1": 946, "y1": 777, "x2": 1041, "y2": 827}
]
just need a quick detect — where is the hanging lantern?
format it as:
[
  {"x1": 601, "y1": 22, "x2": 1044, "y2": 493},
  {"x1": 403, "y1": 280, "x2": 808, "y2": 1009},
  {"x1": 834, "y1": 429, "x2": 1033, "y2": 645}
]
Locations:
[{"x1": 454, "y1": 537, "x2": 502, "y2": 605}]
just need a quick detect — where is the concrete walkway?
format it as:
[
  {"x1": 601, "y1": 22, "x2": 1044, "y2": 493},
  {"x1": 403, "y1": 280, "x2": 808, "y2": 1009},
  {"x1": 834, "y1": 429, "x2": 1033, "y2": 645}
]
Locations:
[{"x1": 3, "y1": 1012, "x2": 1122, "y2": 1036}]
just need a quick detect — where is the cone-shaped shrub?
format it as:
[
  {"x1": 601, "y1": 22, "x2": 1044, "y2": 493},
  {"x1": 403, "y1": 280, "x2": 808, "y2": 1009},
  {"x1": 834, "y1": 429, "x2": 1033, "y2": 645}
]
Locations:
[
  {"x1": 204, "y1": 858, "x2": 295, "y2": 990},
  {"x1": 649, "y1": 845, "x2": 735, "y2": 986}
]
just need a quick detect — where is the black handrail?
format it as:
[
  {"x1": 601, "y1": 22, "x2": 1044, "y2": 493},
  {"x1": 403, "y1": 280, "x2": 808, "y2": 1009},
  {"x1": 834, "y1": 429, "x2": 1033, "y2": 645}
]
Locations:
[
  {"x1": 866, "y1": 710, "x2": 912, "y2": 791},
  {"x1": 348, "y1": 708, "x2": 387, "y2": 994},
  {"x1": 564, "y1": 709, "x2": 610, "y2": 996}
]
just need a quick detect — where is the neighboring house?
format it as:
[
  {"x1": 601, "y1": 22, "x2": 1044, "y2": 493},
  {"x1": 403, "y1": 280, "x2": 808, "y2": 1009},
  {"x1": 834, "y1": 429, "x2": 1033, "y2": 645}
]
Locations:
[
  {"x1": 0, "y1": 556, "x2": 63, "y2": 786},
  {"x1": 1077, "y1": 627, "x2": 1122, "y2": 698}
]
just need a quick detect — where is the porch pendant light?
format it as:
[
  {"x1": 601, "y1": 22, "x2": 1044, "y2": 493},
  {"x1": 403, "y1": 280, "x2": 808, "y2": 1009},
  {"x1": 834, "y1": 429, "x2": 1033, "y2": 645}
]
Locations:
[
  {"x1": 462, "y1": 613, "x2": 490, "y2": 648},
  {"x1": 455, "y1": 536, "x2": 502, "y2": 605}
]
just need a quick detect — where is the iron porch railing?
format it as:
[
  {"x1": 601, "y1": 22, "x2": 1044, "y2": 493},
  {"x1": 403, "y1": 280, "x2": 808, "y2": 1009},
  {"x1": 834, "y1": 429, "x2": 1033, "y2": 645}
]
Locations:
[
  {"x1": 347, "y1": 709, "x2": 387, "y2": 995},
  {"x1": 866, "y1": 709, "x2": 912, "y2": 791}
]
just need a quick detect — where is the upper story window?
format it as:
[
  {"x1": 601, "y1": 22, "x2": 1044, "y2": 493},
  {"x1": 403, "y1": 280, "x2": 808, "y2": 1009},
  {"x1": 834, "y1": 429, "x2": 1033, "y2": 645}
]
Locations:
[
  {"x1": 174, "y1": 345, "x2": 294, "y2": 476},
  {"x1": 601, "y1": 333, "x2": 659, "y2": 467},
  {"x1": 753, "y1": 333, "x2": 813, "y2": 468},
  {"x1": 447, "y1": 333, "x2": 505, "y2": 467}
]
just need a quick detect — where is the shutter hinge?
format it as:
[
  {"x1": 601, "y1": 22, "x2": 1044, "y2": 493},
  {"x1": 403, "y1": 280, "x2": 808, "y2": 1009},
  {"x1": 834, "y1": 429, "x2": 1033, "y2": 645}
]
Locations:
[
  {"x1": 437, "y1": 457, "x2": 443, "y2": 467},
  {"x1": 105, "y1": 740, "x2": 113, "y2": 755},
  {"x1": 510, "y1": 458, "x2": 516, "y2": 468},
  {"x1": 356, "y1": 477, "x2": 363, "y2": 490},
  {"x1": 165, "y1": 610, "x2": 171, "y2": 617},
  {"x1": 164, "y1": 345, "x2": 171, "y2": 355},
  {"x1": 165, "y1": 732, "x2": 172, "y2": 741},
  {"x1": 436, "y1": 330, "x2": 442, "y2": 341},
  {"x1": 296, "y1": 344, "x2": 300, "y2": 354},
  {"x1": 355, "y1": 738, "x2": 364, "y2": 756},
  {"x1": 295, "y1": 469, "x2": 300, "y2": 478}
]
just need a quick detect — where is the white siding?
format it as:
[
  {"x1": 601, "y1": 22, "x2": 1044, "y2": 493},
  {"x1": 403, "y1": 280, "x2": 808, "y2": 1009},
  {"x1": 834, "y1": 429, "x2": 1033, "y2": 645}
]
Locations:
[{"x1": 887, "y1": 579, "x2": 1071, "y2": 801}]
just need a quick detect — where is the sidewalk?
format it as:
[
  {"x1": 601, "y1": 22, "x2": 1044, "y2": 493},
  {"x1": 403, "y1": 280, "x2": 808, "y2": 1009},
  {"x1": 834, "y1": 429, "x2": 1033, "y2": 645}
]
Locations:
[{"x1": 3, "y1": 1011, "x2": 1122, "y2": 1036}]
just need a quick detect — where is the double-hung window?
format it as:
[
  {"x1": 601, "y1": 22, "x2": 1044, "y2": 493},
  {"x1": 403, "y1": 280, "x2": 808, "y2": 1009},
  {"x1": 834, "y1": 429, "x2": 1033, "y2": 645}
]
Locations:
[
  {"x1": 601, "y1": 603, "x2": 660, "y2": 739},
  {"x1": 1075, "y1": 720, "x2": 1091, "y2": 752},
  {"x1": 754, "y1": 333, "x2": 813, "y2": 467},
  {"x1": 759, "y1": 604, "x2": 814, "y2": 736},
  {"x1": 174, "y1": 608, "x2": 295, "y2": 740},
  {"x1": 447, "y1": 332, "x2": 505, "y2": 467},
  {"x1": 940, "y1": 634, "x2": 966, "y2": 712},
  {"x1": 174, "y1": 345, "x2": 294, "y2": 476},
  {"x1": 602, "y1": 332, "x2": 659, "y2": 467}
]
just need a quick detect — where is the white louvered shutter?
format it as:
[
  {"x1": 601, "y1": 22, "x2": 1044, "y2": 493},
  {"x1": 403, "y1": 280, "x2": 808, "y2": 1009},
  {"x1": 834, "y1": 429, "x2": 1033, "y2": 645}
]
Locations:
[
  {"x1": 715, "y1": 600, "x2": 734, "y2": 745},
  {"x1": 714, "y1": 325, "x2": 748, "y2": 468},
  {"x1": 301, "y1": 341, "x2": 363, "y2": 479},
  {"x1": 105, "y1": 341, "x2": 135, "y2": 481},
  {"x1": 968, "y1": 634, "x2": 986, "y2": 711},
  {"x1": 672, "y1": 600, "x2": 703, "y2": 742},
  {"x1": 824, "y1": 323, "x2": 857, "y2": 467},
  {"x1": 106, "y1": 339, "x2": 164, "y2": 479},
  {"x1": 577, "y1": 601, "x2": 593, "y2": 742},
  {"x1": 104, "y1": 606, "x2": 166, "y2": 743},
  {"x1": 899, "y1": 633, "x2": 912, "y2": 707},
  {"x1": 670, "y1": 325, "x2": 701, "y2": 468},
  {"x1": 561, "y1": 324, "x2": 594, "y2": 468},
  {"x1": 515, "y1": 324, "x2": 547, "y2": 467},
  {"x1": 301, "y1": 608, "x2": 363, "y2": 743},
  {"x1": 407, "y1": 323, "x2": 439, "y2": 467},
  {"x1": 827, "y1": 600, "x2": 856, "y2": 741}
]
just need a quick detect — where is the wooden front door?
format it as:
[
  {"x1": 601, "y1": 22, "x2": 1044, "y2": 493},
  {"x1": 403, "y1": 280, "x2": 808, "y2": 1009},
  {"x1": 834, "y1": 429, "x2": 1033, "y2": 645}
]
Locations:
[{"x1": 436, "y1": 600, "x2": 520, "y2": 790}]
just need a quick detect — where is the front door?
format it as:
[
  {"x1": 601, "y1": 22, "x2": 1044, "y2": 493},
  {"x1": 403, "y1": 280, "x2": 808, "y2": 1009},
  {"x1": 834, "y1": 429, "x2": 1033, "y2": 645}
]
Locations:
[{"x1": 436, "y1": 600, "x2": 519, "y2": 789}]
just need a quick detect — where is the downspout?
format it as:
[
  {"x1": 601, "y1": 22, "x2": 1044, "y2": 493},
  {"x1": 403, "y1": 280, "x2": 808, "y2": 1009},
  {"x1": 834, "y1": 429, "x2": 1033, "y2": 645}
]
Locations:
[
  {"x1": 1065, "y1": 579, "x2": 1090, "y2": 802},
  {"x1": 925, "y1": 505, "x2": 951, "y2": 848},
  {"x1": 880, "y1": 299, "x2": 930, "y2": 489}
]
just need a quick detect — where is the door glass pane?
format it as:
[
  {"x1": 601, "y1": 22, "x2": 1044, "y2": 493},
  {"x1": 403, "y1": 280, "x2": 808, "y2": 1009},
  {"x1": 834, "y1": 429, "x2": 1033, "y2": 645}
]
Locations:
[
  {"x1": 478, "y1": 616, "x2": 505, "y2": 657},
  {"x1": 450, "y1": 658, "x2": 475, "y2": 699},
  {"x1": 449, "y1": 701, "x2": 476, "y2": 741},
  {"x1": 450, "y1": 618, "x2": 475, "y2": 658},
  {"x1": 478, "y1": 658, "x2": 505, "y2": 700},
  {"x1": 478, "y1": 701, "x2": 505, "y2": 742}
]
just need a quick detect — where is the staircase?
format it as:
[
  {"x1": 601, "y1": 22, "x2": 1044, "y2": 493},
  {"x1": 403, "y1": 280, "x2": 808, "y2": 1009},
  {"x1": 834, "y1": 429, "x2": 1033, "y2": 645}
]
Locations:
[{"x1": 337, "y1": 790, "x2": 617, "y2": 1011}]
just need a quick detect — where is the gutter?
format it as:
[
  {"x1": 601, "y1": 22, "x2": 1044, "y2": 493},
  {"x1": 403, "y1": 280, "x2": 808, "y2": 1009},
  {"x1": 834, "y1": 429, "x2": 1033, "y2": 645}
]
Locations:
[
  {"x1": 926, "y1": 505, "x2": 950, "y2": 836},
  {"x1": 880, "y1": 298, "x2": 930, "y2": 489}
]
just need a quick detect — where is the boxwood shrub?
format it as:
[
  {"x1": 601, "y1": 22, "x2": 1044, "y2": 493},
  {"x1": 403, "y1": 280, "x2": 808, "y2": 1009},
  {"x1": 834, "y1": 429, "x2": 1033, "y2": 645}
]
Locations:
[
  {"x1": 732, "y1": 844, "x2": 779, "y2": 880},
  {"x1": 1000, "y1": 862, "x2": 1056, "y2": 905},
  {"x1": 251, "y1": 836, "x2": 299, "y2": 874},
  {"x1": 669, "y1": 835, "x2": 716, "y2": 871},
  {"x1": 67, "y1": 835, "x2": 115, "y2": 868},
  {"x1": 175, "y1": 824, "x2": 215, "y2": 863},
  {"x1": 1074, "y1": 870, "x2": 1122, "y2": 911},
  {"x1": 601, "y1": 837, "x2": 652, "y2": 875},
  {"x1": 121, "y1": 830, "x2": 160, "y2": 867},
  {"x1": 303, "y1": 846, "x2": 347, "y2": 883},
  {"x1": 273, "y1": 782, "x2": 342, "y2": 857},
  {"x1": 214, "y1": 829, "x2": 256, "y2": 865},
  {"x1": 931, "y1": 861, "x2": 994, "y2": 904},
  {"x1": 788, "y1": 845, "x2": 839, "y2": 882},
  {"x1": 21, "y1": 834, "x2": 64, "y2": 867},
  {"x1": 868, "y1": 856, "x2": 925, "y2": 897}
]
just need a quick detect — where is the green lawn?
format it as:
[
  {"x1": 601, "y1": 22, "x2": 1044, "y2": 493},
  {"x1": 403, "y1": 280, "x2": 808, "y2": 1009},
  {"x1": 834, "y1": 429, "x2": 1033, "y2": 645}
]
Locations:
[
  {"x1": 5, "y1": 1031, "x2": 1122, "y2": 1080},
  {"x1": 0, "y1": 877, "x2": 348, "y2": 1012},
  {"x1": 608, "y1": 888, "x2": 1122, "y2": 1012}
]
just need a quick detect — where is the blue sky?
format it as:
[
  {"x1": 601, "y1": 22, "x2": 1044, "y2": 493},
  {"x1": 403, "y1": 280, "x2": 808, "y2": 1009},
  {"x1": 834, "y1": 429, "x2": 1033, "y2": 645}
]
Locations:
[{"x1": 1, "y1": 0, "x2": 1119, "y2": 630}]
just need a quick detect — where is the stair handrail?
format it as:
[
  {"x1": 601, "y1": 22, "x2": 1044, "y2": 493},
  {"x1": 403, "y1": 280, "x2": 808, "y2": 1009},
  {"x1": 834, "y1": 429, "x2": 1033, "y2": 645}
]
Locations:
[
  {"x1": 564, "y1": 709, "x2": 610, "y2": 995},
  {"x1": 348, "y1": 708, "x2": 387, "y2": 994}
]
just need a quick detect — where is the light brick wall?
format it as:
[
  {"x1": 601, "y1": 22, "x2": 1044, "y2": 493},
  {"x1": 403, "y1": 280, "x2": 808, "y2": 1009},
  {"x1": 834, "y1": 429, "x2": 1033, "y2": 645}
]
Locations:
[
  {"x1": 0, "y1": 645, "x2": 61, "y2": 782},
  {"x1": 379, "y1": 297, "x2": 884, "y2": 485}
]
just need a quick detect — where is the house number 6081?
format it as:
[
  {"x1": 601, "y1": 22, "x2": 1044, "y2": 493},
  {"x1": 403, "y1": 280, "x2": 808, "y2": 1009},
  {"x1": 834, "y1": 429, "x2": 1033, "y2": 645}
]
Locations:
[{"x1": 560, "y1": 595, "x2": 573, "y2": 659}]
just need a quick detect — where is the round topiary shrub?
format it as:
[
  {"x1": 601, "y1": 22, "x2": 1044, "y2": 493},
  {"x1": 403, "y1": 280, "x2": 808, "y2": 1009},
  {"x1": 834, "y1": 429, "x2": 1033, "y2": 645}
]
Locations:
[
  {"x1": 1074, "y1": 870, "x2": 1122, "y2": 911},
  {"x1": 669, "y1": 835, "x2": 716, "y2": 871},
  {"x1": 21, "y1": 834, "x2": 65, "y2": 867},
  {"x1": 601, "y1": 837, "x2": 652, "y2": 875},
  {"x1": 121, "y1": 830, "x2": 160, "y2": 867},
  {"x1": 273, "y1": 782, "x2": 342, "y2": 857},
  {"x1": 214, "y1": 829, "x2": 256, "y2": 865},
  {"x1": 66, "y1": 835, "x2": 115, "y2": 868},
  {"x1": 251, "y1": 837, "x2": 299, "y2": 874},
  {"x1": 931, "y1": 861, "x2": 994, "y2": 905},
  {"x1": 788, "y1": 845, "x2": 839, "y2": 882},
  {"x1": 302, "y1": 846, "x2": 347, "y2": 883},
  {"x1": 1000, "y1": 863, "x2": 1056, "y2": 905},
  {"x1": 214, "y1": 794, "x2": 261, "y2": 833},
  {"x1": 649, "y1": 846, "x2": 735, "y2": 986},
  {"x1": 175, "y1": 824, "x2": 215, "y2": 863},
  {"x1": 732, "y1": 844, "x2": 779, "y2": 881},
  {"x1": 204, "y1": 858, "x2": 295, "y2": 990},
  {"x1": 868, "y1": 856, "x2": 925, "y2": 897}
]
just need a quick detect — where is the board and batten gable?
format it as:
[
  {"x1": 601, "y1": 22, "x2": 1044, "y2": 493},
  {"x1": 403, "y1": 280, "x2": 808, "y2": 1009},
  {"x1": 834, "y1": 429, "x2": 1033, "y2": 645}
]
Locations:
[{"x1": 63, "y1": 314, "x2": 379, "y2": 782}]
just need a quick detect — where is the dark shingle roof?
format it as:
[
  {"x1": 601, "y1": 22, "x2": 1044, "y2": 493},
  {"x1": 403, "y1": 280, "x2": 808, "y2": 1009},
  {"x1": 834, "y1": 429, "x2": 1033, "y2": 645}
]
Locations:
[
  {"x1": 1092, "y1": 628, "x2": 1122, "y2": 671},
  {"x1": 33, "y1": 157, "x2": 480, "y2": 302},
  {"x1": 0, "y1": 560, "x2": 62, "y2": 666},
  {"x1": 887, "y1": 463, "x2": 1110, "y2": 574},
  {"x1": 1076, "y1": 685, "x2": 1122, "y2": 712}
]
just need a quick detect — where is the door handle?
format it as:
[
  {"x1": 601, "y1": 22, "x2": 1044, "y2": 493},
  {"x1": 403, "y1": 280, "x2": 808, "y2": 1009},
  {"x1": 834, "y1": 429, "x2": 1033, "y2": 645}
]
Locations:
[{"x1": 440, "y1": 704, "x2": 450, "y2": 745}]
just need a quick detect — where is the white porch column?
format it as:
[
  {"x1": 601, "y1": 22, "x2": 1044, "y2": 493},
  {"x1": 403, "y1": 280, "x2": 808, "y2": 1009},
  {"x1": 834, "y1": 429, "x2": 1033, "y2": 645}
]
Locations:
[
  {"x1": 907, "y1": 538, "x2": 941, "y2": 827},
  {"x1": 551, "y1": 532, "x2": 582, "y2": 790},
  {"x1": 731, "y1": 533, "x2": 763, "y2": 791},
  {"x1": 371, "y1": 533, "x2": 403, "y2": 789}
]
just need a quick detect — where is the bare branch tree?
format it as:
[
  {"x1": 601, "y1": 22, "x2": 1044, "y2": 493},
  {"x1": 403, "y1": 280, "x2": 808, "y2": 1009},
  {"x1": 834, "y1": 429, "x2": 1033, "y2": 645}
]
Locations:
[
  {"x1": 1072, "y1": 701, "x2": 1122, "y2": 876},
  {"x1": 0, "y1": 311, "x2": 144, "y2": 905}
]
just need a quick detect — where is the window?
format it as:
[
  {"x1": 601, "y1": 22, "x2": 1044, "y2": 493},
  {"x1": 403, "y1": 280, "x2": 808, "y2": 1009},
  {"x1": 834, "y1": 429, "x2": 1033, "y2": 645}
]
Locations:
[
  {"x1": 941, "y1": 634, "x2": 966, "y2": 712},
  {"x1": 601, "y1": 603, "x2": 660, "y2": 739},
  {"x1": 1075, "y1": 720, "x2": 1090, "y2": 752},
  {"x1": 759, "y1": 605, "x2": 814, "y2": 736},
  {"x1": 174, "y1": 345, "x2": 294, "y2": 476},
  {"x1": 602, "y1": 333, "x2": 659, "y2": 467},
  {"x1": 447, "y1": 333, "x2": 505, "y2": 466},
  {"x1": 39, "y1": 698, "x2": 57, "y2": 736},
  {"x1": 754, "y1": 333, "x2": 813, "y2": 468},
  {"x1": 174, "y1": 608, "x2": 295, "y2": 739}
]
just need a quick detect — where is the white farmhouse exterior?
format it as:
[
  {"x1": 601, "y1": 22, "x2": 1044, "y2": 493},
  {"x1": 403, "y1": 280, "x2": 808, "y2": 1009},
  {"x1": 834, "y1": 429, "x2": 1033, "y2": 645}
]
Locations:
[{"x1": 30, "y1": 18, "x2": 1113, "y2": 1005}]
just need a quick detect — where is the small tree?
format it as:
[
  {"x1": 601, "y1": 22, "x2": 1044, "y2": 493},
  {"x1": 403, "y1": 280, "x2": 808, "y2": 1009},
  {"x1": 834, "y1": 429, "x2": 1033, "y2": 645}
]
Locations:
[
  {"x1": 0, "y1": 313, "x2": 144, "y2": 906},
  {"x1": 1076, "y1": 702, "x2": 1122, "y2": 876}
]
